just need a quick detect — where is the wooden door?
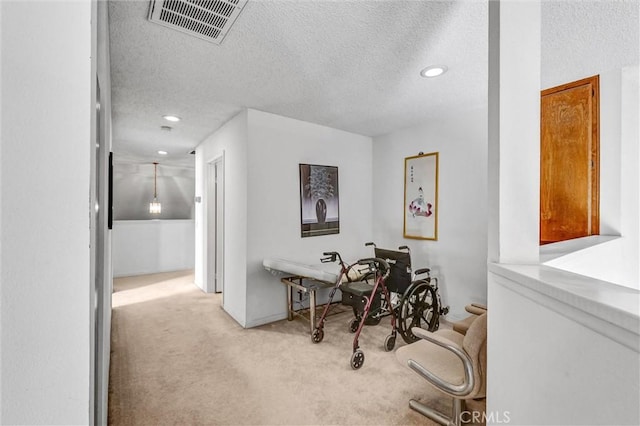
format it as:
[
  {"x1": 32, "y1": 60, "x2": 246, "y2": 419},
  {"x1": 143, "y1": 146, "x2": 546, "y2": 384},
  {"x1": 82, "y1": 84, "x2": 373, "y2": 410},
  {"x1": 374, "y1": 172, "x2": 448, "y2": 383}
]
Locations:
[{"x1": 540, "y1": 75, "x2": 599, "y2": 244}]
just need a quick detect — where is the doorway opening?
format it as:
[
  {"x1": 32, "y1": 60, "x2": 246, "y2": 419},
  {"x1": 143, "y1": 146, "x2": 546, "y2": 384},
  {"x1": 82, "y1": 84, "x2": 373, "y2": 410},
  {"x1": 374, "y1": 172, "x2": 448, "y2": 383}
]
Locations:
[
  {"x1": 540, "y1": 75, "x2": 600, "y2": 244},
  {"x1": 207, "y1": 155, "x2": 225, "y2": 297}
]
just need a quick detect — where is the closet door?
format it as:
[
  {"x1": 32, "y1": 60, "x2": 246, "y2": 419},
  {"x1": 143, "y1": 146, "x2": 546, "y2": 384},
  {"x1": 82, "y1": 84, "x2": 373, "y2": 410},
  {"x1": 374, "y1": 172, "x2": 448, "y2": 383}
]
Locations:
[{"x1": 540, "y1": 75, "x2": 599, "y2": 244}]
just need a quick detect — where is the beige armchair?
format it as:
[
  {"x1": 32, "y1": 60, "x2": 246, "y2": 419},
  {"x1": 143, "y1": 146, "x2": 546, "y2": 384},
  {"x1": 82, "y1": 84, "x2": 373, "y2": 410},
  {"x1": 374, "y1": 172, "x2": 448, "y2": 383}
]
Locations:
[
  {"x1": 395, "y1": 313, "x2": 487, "y2": 426},
  {"x1": 452, "y1": 303, "x2": 487, "y2": 335}
]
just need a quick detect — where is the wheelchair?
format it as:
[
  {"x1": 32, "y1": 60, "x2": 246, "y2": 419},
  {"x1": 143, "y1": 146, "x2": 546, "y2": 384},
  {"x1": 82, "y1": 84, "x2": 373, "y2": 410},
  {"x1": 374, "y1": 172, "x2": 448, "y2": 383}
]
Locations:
[{"x1": 356, "y1": 242, "x2": 449, "y2": 344}]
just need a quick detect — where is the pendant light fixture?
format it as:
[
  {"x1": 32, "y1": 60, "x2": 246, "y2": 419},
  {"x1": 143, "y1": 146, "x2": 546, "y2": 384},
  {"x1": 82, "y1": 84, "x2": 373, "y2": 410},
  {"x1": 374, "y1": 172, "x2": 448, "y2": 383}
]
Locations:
[{"x1": 149, "y1": 162, "x2": 162, "y2": 214}]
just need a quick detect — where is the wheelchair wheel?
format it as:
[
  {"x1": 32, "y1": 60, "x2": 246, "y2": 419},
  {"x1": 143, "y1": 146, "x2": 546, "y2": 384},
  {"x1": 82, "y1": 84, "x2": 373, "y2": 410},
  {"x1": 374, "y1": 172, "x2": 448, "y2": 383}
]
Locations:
[{"x1": 397, "y1": 280, "x2": 439, "y2": 344}]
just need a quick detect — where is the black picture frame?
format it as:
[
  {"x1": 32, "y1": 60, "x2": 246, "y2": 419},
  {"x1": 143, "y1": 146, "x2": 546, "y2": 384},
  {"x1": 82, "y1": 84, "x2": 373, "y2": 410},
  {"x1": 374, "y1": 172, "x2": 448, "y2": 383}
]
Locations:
[
  {"x1": 299, "y1": 164, "x2": 340, "y2": 237},
  {"x1": 108, "y1": 152, "x2": 113, "y2": 230}
]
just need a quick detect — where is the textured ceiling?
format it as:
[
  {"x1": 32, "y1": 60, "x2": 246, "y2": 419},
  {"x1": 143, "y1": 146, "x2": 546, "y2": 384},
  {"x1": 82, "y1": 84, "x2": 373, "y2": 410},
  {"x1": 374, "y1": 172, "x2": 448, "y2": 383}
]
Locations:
[
  {"x1": 108, "y1": 0, "x2": 638, "y2": 167},
  {"x1": 542, "y1": 0, "x2": 638, "y2": 88}
]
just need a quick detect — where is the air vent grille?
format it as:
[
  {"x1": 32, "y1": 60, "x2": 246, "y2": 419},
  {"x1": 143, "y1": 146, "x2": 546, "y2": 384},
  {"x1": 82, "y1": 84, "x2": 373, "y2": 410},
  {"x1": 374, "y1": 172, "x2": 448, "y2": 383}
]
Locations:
[{"x1": 148, "y1": 0, "x2": 248, "y2": 45}]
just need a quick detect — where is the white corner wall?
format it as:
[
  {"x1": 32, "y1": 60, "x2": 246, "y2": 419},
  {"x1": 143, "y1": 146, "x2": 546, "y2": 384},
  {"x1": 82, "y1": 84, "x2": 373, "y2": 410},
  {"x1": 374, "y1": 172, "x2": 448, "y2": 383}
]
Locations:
[
  {"x1": 112, "y1": 220, "x2": 195, "y2": 277},
  {"x1": 195, "y1": 110, "x2": 248, "y2": 325},
  {"x1": 195, "y1": 109, "x2": 373, "y2": 328},
  {"x1": 0, "y1": 2, "x2": 92, "y2": 424},
  {"x1": 372, "y1": 108, "x2": 488, "y2": 320},
  {"x1": 245, "y1": 109, "x2": 373, "y2": 327}
]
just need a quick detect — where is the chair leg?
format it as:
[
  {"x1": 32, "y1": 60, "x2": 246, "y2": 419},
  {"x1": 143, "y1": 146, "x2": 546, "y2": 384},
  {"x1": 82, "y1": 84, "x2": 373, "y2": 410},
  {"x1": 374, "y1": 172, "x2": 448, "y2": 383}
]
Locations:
[
  {"x1": 452, "y1": 398, "x2": 463, "y2": 426},
  {"x1": 408, "y1": 397, "x2": 465, "y2": 426}
]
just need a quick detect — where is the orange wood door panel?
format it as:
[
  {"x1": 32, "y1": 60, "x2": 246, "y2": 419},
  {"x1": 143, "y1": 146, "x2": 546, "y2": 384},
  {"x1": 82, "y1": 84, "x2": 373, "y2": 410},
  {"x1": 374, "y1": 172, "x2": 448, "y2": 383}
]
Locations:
[{"x1": 540, "y1": 76, "x2": 599, "y2": 244}]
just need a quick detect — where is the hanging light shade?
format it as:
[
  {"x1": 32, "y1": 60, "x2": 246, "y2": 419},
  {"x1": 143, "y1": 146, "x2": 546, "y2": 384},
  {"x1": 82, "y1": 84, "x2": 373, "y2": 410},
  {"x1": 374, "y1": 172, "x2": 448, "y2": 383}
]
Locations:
[{"x1": 149, "y1": 162, "x2": 162, "y2": 214}]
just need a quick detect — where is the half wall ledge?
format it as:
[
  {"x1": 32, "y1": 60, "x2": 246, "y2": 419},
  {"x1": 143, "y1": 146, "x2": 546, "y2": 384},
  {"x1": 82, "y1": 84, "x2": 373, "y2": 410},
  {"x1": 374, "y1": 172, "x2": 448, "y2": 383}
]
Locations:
[{"x1": 489, "y1": 263, "x2": 640, "y2": 352}]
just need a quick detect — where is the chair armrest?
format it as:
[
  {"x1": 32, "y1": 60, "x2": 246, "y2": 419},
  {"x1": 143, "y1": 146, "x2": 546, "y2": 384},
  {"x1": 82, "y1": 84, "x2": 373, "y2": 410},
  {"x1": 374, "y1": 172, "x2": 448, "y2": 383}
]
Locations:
[
  {"x1": 407, "y1": 327, "x2": 475, "y2": 397},
  {"x1": 465, "y1": 303, "x2": 487, "y2": 315}
]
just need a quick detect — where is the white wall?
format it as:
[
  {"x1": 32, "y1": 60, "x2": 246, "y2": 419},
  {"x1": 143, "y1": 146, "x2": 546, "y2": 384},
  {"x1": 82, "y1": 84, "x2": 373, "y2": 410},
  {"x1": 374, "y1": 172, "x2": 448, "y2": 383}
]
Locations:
[
  {"x1": 489, "y1": 264, "x2": 639, "y2": 426},
  {"x1": 372, "y1": 108, "x2": 488, "y2": 320},
  {"x1": 245, "y1": 109, "x2": 373, "y2": 327},
  {"x1": 0, "y1": 1, "x2": 4, "y2": 417},
  {"x1": 195, "y1": 110, "x2": 248, "y2": 325},
  {"x1": 195, "y1": 109, "x2": 373, "y2": 328},
  {"x1": 113, "y1": 162, "x2": 195, "y2": 220},
  {"x1": 487, "y1": 2, "x2": 640, "y2": 425},
  {"x1": 487, "y1": 0, "x2": 541, "y2": 265},
  {"x1": 619, "y1": 65, "x2": 640, "y2": 287},
  {"x1": 0, "y1": 2, "x2": 91, "y2": 424},
  {"x1": 112, "y1": 220, "x2": 195, "y2": 277}
]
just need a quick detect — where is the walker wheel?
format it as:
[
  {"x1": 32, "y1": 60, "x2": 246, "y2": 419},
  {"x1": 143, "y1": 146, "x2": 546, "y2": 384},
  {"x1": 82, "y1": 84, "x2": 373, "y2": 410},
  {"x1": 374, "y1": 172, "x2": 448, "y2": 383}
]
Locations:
[
  {"x1": 311, "y1": 328, "x2": 324, "y2": 344},
  {"x1": 348, "y1": 318, "x2": 359, "y2": 333},
  {"x1": 350, "y1": 350, "x2": 365, "y2": 370},
  {"x1": 384, "y1": 334, "x2": 396, "y2": 352}
]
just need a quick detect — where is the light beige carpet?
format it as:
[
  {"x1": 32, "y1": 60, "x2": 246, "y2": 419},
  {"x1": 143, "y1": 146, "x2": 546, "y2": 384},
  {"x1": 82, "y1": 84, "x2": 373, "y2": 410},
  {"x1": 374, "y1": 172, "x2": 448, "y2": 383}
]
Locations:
[{"x1": 108, "y1": 270, "x2": 457, "y2": 425}]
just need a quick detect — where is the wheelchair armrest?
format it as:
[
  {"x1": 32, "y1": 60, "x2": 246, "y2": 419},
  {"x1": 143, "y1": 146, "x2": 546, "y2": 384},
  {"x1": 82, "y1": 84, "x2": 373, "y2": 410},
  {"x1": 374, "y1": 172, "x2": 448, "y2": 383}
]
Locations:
[
  {"x1": 414, "y1": 267, "x2": 431, "y2": 277},
  {"x1": 407, "y1": 327, "x2": 475, "y2": 397}
]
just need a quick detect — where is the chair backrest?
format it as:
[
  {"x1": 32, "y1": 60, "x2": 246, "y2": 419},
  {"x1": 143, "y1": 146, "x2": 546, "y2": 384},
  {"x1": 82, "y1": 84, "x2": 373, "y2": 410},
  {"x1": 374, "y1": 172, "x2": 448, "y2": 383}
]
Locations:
[
  {"x1": 462, "y1": 313, "x2": 487, "y2": 399},
  {"x1": 373, "y1": 247, "x2": 412, "y2": 294}
]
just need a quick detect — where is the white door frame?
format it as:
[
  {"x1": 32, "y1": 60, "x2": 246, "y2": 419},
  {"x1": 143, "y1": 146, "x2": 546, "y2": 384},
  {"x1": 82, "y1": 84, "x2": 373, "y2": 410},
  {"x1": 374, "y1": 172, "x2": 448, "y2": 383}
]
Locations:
[
  {"x1": 206, "y1": 154, "x2": 225, "y2": 296},
  {"x1": 91, "y1": 72, "x2": 111, "y2": 426}
]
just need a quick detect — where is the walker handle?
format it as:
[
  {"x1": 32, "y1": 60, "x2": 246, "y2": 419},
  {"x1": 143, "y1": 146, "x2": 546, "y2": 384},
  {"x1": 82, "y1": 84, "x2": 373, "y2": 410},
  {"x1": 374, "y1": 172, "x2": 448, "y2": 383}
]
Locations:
[
  {"x1": 321, "y1": 251, "x2": 343, "y2": 264},
  {"x1": 357, "y1": 258, "x2": 391, "y2": 280}
]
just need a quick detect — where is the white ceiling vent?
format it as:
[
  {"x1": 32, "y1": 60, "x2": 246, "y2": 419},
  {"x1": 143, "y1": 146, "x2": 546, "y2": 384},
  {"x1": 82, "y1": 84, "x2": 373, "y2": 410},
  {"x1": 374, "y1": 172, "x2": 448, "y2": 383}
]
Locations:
[{"x1": 148, "y1": 0, "x2": 248, "y2": 45}]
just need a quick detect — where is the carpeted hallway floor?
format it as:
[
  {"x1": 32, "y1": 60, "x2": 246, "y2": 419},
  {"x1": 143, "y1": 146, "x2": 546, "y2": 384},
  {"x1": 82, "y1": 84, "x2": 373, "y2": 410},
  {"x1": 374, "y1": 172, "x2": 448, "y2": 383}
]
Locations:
[{"x1": 108, "y1": 270, "x2": 455, "y2": 425}]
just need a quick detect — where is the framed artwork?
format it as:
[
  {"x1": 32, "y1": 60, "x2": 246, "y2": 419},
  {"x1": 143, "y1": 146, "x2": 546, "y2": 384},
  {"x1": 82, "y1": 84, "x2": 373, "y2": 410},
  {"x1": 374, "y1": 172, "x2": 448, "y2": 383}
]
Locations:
[
  {"x1": 299, "y1": 164, "x2": 340, "y2": 237},
  {"x1": 404, "y1": 152, "x2": 439, "y2": 240}
]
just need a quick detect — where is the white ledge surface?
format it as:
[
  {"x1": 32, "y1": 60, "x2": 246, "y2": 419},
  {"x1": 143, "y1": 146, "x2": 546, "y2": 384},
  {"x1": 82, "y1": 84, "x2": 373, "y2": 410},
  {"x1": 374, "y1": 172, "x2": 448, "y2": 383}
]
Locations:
[
  {"x1": 539, "y1": 235, "x2": 620, "y2": 263},
  {"x1": 489, "y1": 262, "x2": 640, "y2": 352}
]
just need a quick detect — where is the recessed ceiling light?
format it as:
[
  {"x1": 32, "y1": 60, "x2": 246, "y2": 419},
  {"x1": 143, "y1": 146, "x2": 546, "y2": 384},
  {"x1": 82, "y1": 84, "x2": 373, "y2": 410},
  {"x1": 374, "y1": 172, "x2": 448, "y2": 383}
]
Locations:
[
  {"x1": 158, "y1": 150, "x2": 168, "y2": 155},
  {"x1": 420, "y1": 65, "x2": 448, "y2": 78},
  {"x1": 163, "y1": 115, "x2": 181, "y2": 122}
]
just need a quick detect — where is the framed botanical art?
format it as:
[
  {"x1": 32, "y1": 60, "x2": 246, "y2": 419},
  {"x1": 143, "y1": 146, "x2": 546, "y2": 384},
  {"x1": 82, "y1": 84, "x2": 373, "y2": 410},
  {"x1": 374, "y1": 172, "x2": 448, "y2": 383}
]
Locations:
[
  {"x1": 404, "y1": 152, "x2": 439, "y2": 240},
  {"x1": 299, "y1": 164, "x2": 340, "y2": 237}
]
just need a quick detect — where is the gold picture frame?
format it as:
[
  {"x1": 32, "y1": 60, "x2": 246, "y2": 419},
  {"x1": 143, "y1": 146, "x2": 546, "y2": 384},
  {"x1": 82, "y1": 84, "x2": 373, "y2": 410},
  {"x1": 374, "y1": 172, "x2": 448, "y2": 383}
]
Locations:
[{"x1": 403, "y1": 152, "x2": 439, "y2": 240}]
